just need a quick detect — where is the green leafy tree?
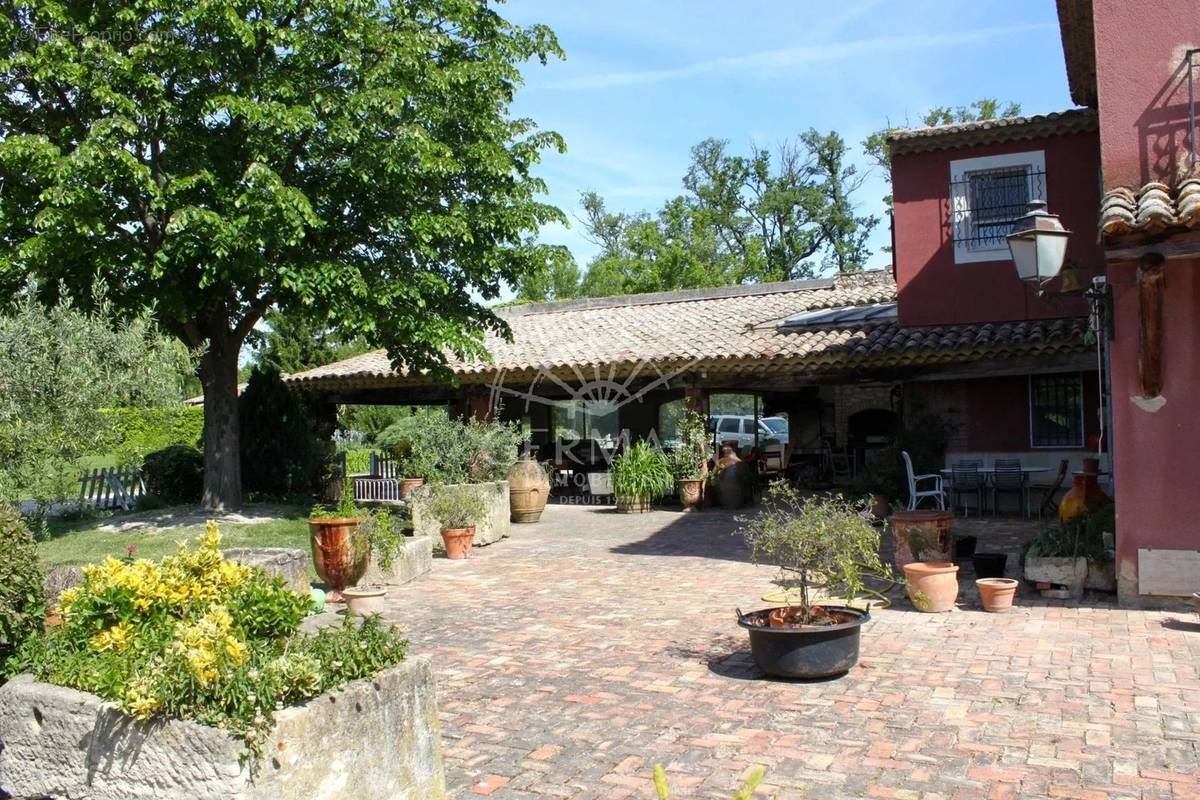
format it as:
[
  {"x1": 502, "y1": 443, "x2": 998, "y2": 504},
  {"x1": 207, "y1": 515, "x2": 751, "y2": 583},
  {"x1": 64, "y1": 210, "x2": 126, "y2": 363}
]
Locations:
[
  {"x1": 238, "y1": 366, "x2": 325, "y2": 497},
  {"x1": 0, "y1": 284, "x2": 189, "y2": 509},
  {"x1": 255, "y1": 307, "x2": 368, "y2": 375},
  {"x1": 0, "y1": 1, "x2": 566, "y2": 509}
]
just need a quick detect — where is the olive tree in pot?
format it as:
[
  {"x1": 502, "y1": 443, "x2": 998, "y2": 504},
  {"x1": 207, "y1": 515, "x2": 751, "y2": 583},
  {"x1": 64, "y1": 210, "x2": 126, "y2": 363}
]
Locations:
[
  {"x1": 425, "y1": 484, "x2": 488, "y2": 559},
  {"x1": 669, "y1": 408, "x2": 712, "y2": 512},
  {"x1": 736, "y1": 485, "x2": 889, "y2": 679},
  {"x1": 610, "y1": 441, "x2": 674, "y2": 513}
]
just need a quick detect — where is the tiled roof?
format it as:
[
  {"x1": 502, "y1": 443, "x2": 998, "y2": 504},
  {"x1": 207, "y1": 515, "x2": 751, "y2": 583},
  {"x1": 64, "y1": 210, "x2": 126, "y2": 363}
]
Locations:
[
  {"x1": 1099, "y1": 179, "x2": 1200, "y2": 239},
  {"x1": 286, "y1": 271, "x2": 1089, "y2": 389},
  {"x1": 886, "y1": 109, "x2": 1097, "y2": 156},
  {"x1": 1056, "y1": 0, "x2": 1098, "y2": 109}
]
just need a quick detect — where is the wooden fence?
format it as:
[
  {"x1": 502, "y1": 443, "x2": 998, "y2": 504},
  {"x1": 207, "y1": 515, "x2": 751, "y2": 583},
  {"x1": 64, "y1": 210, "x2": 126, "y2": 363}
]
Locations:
[{"x1": 79, "y1": 467, "x2": 146, "y2": 511}]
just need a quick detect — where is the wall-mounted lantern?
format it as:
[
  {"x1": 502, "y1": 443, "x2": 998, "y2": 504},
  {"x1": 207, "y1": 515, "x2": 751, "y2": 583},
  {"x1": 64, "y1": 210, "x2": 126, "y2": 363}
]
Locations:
[{"x1": 1006, "y1": 199, "x2": 1073, "y2": 288}]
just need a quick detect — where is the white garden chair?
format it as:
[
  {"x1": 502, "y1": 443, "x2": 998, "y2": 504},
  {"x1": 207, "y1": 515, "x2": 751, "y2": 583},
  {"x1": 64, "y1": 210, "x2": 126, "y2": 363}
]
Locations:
[{"x1": 902, "y1": 450, "x2": 945, "y2": 511}]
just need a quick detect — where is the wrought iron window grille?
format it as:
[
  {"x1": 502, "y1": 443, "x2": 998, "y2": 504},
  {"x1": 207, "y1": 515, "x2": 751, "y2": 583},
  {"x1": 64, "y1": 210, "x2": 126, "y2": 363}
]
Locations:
[
  {"x1": 951, "y1": 168, "x2": 1047, "y2": 251},
  {"x1": 1029, "y1": 373, "x2": 1084, "y2": 449}
]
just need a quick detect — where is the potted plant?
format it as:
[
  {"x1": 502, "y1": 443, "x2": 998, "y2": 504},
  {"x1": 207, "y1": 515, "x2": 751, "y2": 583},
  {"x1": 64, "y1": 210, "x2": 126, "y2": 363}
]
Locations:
[
  {"x1": 736, "y1": 486, "x2": 889, "y2": 679},
  {"x1": 610, "y1": 441, "x2": 674, "y2": 513},
  {"x1": 308, "y1": 479, "x2": 368, "y2": 601},
  {"x1": 1024, "y1": 508, "x2": 1112, "y2": 599},
  {"x1": 389, "y1": 438, "x2": 434, "y2": 498},
  {"x1": 850, "y1": 455, "x2": 904, "y2": 521},
  {"x1": 425, "y1": 484, "x2": 488, "y2": 559},
  {"x1": 669, "y1": 408, "x2": 712, "y2": 512}
]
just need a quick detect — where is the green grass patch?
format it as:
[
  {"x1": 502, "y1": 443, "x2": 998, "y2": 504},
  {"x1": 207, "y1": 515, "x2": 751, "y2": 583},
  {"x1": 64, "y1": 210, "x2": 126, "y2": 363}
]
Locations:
[{"x1": 38, "y1": 504, "x2": 314, "y2": 576}]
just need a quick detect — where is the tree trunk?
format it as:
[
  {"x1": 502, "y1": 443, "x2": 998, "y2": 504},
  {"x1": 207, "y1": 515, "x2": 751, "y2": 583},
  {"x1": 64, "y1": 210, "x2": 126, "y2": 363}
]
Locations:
[{"x1": 198, "y1": 333, "x2": 243, "y2": 510}]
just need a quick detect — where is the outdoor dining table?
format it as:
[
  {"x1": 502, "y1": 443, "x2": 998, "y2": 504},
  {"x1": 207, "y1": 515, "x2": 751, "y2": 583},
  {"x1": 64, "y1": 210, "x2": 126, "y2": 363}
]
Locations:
[{"x1": 939, "y1": 466, "x2": 1051, "y2": 481}]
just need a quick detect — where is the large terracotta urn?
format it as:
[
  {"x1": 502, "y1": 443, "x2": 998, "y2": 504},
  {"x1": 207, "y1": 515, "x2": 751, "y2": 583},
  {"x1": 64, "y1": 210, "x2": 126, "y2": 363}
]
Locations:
[
  {"x1": 715, "y1": 446, "x2": 749, "y2": 510},
  {"x1": 508, "y1": 458, "x2": 551, "y2": 523},
  {"x1": 308, "y1": 518, "x2": 370, "y2": 602},
  {"x1": 890, "y1": 510, "x2": 954, "y2": 571},
  {"x1": 1058, "y1": 462, "x2": 1111, "y2": 523}
]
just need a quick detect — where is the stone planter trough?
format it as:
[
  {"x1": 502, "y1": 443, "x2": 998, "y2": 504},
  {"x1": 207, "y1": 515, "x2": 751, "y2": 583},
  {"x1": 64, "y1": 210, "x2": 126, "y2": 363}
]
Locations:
[
  {"x1": 361, "y1": 536, "x2": 434, "y2": 586},
  {"x1": 0, "y1": 656, "x2": 447, "y2": 800},
  {"x1": 222, "y1": 547, "x2": 310, "y2": 594},
  {"x1": 1024, "y1": 555, "x2": 1088, "y2": 600},
  {"x1": 410, "y1": 480, "x2": 510, "y2": 550}
]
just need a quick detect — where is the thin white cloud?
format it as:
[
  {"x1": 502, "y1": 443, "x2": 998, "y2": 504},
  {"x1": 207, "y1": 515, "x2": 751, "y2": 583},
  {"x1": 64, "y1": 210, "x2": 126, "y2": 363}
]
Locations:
[{"x1": 540, "y1": 22, "x2": 1055, "y2": 91}]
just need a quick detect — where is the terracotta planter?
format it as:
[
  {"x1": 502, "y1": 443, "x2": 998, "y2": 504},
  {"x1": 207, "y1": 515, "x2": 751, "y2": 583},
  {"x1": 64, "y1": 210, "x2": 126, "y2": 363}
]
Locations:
[
  {"x1": 1058, "y1": 471, "x2": 1110, "y2": 523},
  {"x1": 508, "y1": 459, "x2": 550, "y2": 523},
  {"x1": 615, "y1": 495, "x2": 652, "y2": 513},
  {"x1": 678, "y1": 479, "x2": 703, "y2": 512},
  {"x1": 308, "y1": 518, "x2": 369, "y2": 602},
  {"x1": 399, "y1": 477, "x2": 425, "y2": 499},
  {"x1": 890, "y1": 510, "x2": 954, "y2": 570},
  {"x1": 342, "y1": 584, "x2": 387, "y2": 616},
  {"x1": 441, "y1": 526, "x2": 475, "y2": 559},
  {"x1": 976, "y1": 577, "x2": 1018, "y2": 612},
  {"x1": 903, "y1": 561, "x2": 960, "y2": 612}
]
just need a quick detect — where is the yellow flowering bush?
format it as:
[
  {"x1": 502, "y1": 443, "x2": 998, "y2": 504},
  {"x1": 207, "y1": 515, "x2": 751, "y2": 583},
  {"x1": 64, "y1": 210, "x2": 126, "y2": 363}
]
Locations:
[{"x1": 14, "y1": 522, "x2": 407, "y2": 752}]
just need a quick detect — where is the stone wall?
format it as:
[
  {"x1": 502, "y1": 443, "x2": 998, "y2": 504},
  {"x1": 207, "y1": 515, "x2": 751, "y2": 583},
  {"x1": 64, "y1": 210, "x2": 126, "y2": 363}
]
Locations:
[
  {"x1": 410, "y1": 481, "x2": 510, "y2": 548},
  {"x1": 831, "y1": 383, "x2": 898, "y2": 445},
  {"x1": 0, "y1": 656, "x2": 446, "y2": 800}
]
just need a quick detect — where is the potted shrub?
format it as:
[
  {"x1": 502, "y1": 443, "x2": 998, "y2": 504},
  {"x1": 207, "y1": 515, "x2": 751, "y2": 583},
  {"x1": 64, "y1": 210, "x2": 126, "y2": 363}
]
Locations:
[
  {"x1": 669, "y1": 408, "x2": 712, "y2": 512},
  {"x1": 309, "y1": 480, "x2": 403, "y2": 600},
  {"x1": 736, "y1": 486, "x2": 889, "y2": 679},
  {"x1": 1024, "y1": 510, "x2": 1111, "y2": 599},
  {"x1": 610, "y1": 441, "x2": 674, "y2": 513},
  {"x1": 389, "y1": 438, "x2": 434, "y2": 498},
  {"x1": 425, "y1": 484, "x2": 488, "y2": 559},
  {"x1": 850, "y1": 455, "x2": 904, "y2": 521}
]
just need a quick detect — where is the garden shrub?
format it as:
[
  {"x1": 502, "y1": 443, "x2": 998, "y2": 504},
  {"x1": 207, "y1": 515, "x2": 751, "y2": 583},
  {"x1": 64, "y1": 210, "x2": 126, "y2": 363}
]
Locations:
[
  {"x1": 0, "y1": 504, "x2": 46, "y2": 677},
  {"x1": 342, "y1": 447, "x2": 372, "y2": 476},
  {"x1": 102, "y1": 406, "x2": 205, "y2": 466},
  {"x1": 13, "y1": 523, "x2": 407, "y2": 753},
  {"x1": 238, "y1": 366, "x2": 324, "y2": 497},
  {"x1": 385, "y1": 412, "x2": 522, "y2": 484},
  {"x1": 142, "y1": 444, "x2": 204, "y2": 504}
]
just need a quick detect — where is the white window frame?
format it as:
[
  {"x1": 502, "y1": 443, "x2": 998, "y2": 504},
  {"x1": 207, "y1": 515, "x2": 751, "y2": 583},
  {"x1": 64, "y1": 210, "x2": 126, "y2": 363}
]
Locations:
[
  {"x1": 1027, "y1": 372, "x2": 1085, "y2": 449},
  {"x1": 950, "y1": 150, "x2": 1046, "y2": 264}
]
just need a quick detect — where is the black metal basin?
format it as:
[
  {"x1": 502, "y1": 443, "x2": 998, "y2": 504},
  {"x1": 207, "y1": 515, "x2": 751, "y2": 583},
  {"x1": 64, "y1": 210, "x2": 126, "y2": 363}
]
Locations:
[
  {"x1": 737, "y1": 606, "x2": 869, "y2": 679},
  {"x1": 972, "y1": 552, "x2": 1008, "y2": 578}
]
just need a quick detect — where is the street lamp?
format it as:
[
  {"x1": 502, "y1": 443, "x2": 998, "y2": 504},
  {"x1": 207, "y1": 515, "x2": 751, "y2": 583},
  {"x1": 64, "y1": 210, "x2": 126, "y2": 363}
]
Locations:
[{"x1": 1006, "y1": 199, "x2": 1072, "y2": 288}]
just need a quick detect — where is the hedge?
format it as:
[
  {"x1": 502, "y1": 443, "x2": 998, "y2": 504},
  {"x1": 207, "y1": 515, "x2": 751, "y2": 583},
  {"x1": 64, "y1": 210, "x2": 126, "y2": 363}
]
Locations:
[{"x1": 102, "y1": 406, "x2": 205, "y2": 467}]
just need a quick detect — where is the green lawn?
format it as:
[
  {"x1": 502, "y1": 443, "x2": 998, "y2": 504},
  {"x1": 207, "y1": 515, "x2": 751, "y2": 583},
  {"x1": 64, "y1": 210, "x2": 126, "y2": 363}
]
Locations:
[{"x1": 39, "y1": 504, "x2": 314, "y2": 574}]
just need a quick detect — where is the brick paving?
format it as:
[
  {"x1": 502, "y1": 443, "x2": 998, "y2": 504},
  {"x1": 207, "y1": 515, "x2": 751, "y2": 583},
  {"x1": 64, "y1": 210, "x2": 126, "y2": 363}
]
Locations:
[{"x1": 373, "y1": 504, "x2": 1200, "y2": 799}]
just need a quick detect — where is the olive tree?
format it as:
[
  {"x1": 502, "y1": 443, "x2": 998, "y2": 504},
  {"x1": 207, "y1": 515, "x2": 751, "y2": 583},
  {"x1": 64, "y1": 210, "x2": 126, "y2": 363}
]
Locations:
[
  {"x1": 0, "y1": 285, "x2": 188, "y2": 511},
  {"x1": 0, "y1": 1, "x2": 567, "y2": 508}
]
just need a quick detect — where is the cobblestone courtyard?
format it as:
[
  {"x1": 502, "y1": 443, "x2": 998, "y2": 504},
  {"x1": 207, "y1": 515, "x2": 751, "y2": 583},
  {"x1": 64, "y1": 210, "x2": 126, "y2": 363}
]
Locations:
[{"x1": 375, "y1": 504, "x2": 1200, "y2": 799}]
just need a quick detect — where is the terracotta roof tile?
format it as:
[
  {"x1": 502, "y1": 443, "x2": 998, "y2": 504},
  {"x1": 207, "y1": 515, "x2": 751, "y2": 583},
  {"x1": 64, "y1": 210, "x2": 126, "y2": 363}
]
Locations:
[
  {"x1": 287, "y1": 271, "x2": 1089, "y2": 390},
  {"x1": 887, "y1": 109, "x2": 1097, "y2": 156},
  {"x1": 1099, "y1": 178, "x2": 1200, "y2": 238}
]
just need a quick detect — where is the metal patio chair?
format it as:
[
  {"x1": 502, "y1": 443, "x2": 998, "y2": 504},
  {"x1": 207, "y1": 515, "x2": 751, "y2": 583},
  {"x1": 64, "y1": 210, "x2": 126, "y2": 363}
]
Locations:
[
  {"x1": 949, "y1": 462, "x2": 986, "y2": 516},
  {"x1": 902, "y1": 450, "x2": 945, "y2": 511},
  {"x1": 1029, "y1": 459, "x2": 1070, "y2": 520},
  {"x1": 992, "y1": 458, "x2": 1028, "y2": 517}
]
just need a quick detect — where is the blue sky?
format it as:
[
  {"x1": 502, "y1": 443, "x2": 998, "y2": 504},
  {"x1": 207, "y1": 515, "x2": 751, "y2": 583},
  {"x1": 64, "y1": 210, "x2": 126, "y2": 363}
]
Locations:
[{"x1": 502, "y1": 0, "x2": 1074, "y2": 282}]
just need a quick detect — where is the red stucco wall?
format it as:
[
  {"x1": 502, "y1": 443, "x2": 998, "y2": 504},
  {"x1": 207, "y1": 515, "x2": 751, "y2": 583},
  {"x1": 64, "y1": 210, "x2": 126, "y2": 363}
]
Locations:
[
  {"x1": 1092, "y1": 1, "x2": 1200, "y2": 188},
  {"x1": 959, "y1": 373, "x2": 1101, "y2": 452},
  {"x1": 892, "y1": 131, "x2": 1105, "y2": 327},
  {"x1": 1109, "y1": 257, "x2": 1200, "y2": 596}
]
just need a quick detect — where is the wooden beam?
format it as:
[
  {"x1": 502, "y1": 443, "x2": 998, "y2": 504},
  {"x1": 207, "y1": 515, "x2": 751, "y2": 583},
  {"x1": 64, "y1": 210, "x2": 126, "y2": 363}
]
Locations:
[
  {"x1": 1105, "y1": 229, "x2": 1200, "y2": 262},
  {"x1": 1137, "y1": 254, "x2": 1166, "y2": 398}
]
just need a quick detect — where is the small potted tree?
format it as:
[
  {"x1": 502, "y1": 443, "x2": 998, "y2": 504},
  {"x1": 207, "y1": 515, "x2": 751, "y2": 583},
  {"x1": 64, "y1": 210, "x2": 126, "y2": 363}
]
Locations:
[
  {"x1": 736, "y1": 485, "x2": 888, "y2": 679},
  {"x1": 669, "y1": 408, "x2": 712, "y2": 512},
  {"x1": 610, "y1": 441, "x2": 674, "y2": 513},
  {"x1": 425, "y1": 484, "x2": 488, "y2": 559}
]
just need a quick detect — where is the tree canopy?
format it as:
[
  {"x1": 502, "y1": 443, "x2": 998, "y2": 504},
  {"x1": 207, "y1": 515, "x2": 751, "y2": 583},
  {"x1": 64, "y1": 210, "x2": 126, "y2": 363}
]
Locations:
[
  {"x1": 516, "y1": 129, "x2": 878, "y2": 303},
  {"x1": 0, "y1": 1, "x2": 568, "y2": 508}
]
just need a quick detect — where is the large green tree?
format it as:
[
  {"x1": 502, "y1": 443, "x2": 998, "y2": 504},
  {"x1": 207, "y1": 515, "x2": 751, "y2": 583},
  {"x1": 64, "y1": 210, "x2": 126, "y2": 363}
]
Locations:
[{"x1": 0, "y1": 1, "x2": 567, "y2": 509}]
